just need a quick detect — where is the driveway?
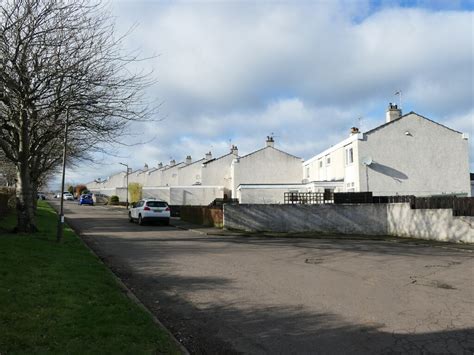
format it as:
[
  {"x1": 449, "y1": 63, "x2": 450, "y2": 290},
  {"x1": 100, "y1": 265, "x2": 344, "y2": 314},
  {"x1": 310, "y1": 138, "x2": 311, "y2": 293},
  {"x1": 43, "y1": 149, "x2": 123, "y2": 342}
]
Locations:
[{"x1": 51, "y1": 200, "x2": 474, "y2": 354}]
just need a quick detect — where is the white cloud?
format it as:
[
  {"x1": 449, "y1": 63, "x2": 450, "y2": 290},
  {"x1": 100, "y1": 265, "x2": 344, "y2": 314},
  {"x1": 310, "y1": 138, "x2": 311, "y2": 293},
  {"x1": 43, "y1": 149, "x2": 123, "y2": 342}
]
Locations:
[{"x1": 54, "y1": 1, "x2": 473, "y2": 187}]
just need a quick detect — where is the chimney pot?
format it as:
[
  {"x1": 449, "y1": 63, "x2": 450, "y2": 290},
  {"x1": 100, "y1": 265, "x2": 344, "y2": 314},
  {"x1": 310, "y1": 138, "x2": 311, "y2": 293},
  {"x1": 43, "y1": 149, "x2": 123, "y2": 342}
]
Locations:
[
  {"x1": 386, "y1": 102, "x2": 402, "y2": 123},
  {"x1": 185, "y1": 155, "x2": 192, "y2": 164},
  {"x1": 231, "y1": 145, "x2": 239, "y2": 156},
  {"x1": 205, "y1": 151, "x2": 213, "y2": 161},
  {"x1": 350, "y1": 127, "x2": 359, "y2": 135},
  {"x1": 170, "y1": 159, "x2": 176, "y2": 166},
  {"x1": 266, "y1": 136, "x2": 275, "y2": 148}
]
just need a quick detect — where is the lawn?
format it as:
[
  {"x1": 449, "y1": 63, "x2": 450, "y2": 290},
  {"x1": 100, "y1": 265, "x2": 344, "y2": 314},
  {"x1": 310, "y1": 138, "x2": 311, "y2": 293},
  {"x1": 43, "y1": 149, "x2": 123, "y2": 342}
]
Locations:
[{"x1": 0, "y1": 201, "x2": 182, "y2": 354}]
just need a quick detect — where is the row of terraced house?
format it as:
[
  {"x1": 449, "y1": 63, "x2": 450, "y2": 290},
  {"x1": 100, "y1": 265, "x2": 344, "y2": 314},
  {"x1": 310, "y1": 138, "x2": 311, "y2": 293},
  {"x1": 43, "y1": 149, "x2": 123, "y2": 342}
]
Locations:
[{"x1": 86, "y1": 104, "x2": 472, "y2": 205}]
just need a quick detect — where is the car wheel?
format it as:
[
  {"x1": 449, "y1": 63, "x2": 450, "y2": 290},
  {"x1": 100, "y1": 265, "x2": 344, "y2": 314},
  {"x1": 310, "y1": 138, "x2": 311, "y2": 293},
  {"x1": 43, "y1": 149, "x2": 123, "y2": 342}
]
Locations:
[
  {"x1": 128, "y1": 212, "x2": 133, "y2": 223},
  {"x1": 138, "y1": 215, "x2": 143, "y2": 225}
]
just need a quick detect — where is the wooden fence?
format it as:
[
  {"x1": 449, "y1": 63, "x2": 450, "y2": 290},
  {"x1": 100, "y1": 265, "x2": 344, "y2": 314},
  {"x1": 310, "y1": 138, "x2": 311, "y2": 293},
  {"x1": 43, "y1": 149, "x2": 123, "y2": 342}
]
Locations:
[
  {"x1": 333, "y1": 192, "x2": 473, "y2": 217},
  {"x1": 180, "y1": 206, "x2": 223, "y2": 227}
]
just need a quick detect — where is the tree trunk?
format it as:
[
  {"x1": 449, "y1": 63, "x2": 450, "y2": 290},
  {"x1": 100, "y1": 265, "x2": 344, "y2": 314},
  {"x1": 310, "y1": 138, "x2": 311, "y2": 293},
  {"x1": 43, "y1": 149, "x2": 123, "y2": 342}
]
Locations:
[{"x1": 15, "y1": 164, "x2": 37, "y2": 233}]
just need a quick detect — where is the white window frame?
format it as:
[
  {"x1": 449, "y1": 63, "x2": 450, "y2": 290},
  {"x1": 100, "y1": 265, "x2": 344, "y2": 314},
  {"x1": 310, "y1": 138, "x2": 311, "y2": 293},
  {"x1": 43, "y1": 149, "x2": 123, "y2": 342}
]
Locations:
[{"x1": 345, "y1": 147, "x2": 353, "y2": 165}]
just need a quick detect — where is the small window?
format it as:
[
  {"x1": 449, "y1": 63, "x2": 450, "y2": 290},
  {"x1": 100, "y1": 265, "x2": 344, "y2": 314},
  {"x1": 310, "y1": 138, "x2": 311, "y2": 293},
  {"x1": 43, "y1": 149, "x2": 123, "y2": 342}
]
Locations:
[
  {"x1": 326, "y1": 156, "x2": 331, "y2": 165},
  {"x1": 345, "y1": 147, "x2": 353, "y2": 165},
  {"x1": 306, "y1": 166, "x2": 310, "y2": 178},
  {"x1": 146, "y1": 201, "x2": 168, "y2": 208},
  {"x1": 319, "y1": 160, "x2": 323, "y2": 168}
]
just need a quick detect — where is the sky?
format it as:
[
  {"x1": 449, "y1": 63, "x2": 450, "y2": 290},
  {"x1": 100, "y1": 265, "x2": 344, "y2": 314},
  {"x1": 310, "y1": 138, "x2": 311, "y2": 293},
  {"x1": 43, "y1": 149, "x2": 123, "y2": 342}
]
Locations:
[{"x1": 57, "y1": 0, "x2": 473, "y2": 188}]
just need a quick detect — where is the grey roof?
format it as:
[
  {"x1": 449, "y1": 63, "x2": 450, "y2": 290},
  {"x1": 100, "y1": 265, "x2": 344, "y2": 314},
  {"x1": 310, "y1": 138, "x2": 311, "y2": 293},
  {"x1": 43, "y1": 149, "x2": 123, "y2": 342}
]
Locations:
[
  {"x1": 364, "y1": 111, "x2": 462, "y2": 136},
  {"x1": 161, "y1": 162, "x2": 185, "y2": 172},
  {"x1": 202, "y1": 152, "x2": 235, "y2": 166},
  {"x1": 178, "y1": 158, "x2": 205, "y2": 169}
]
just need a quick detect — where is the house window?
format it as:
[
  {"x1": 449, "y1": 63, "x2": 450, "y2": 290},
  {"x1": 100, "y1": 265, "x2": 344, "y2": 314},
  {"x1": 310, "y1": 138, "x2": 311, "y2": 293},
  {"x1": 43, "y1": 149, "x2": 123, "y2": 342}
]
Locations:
[
  {"x1": 319, "y1": 160, "x2": 323, "y2": 168},
  {"x1": 306, "y1": 166, "x2": 310, "y2": 178},
  {"x1": 345, "y1": 147, "x2": 353, "y2": 165},
  {"x1": 326, "y1": 156, "x2": 331, "y2": 165}
]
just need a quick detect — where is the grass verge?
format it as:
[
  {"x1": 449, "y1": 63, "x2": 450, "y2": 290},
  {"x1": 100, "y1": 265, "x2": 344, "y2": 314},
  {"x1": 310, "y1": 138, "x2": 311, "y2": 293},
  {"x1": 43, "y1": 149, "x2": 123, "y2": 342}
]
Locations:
[{"x1": 0, "y1": 201, "x2": 182, "y2": 354}]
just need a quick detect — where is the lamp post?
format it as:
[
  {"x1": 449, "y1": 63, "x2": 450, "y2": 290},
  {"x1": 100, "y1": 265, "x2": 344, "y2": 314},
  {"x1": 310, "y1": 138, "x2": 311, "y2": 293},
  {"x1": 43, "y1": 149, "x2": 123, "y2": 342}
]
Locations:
[
  {"x1": 119, "y1": 162, "x2": 129, "y2": 209},
  {"x1": 56, "y1": 100, "x2": 97, "y2": 243},
  {"x1": 56, "y1": 107, "x2": 70, "y2": 243}
]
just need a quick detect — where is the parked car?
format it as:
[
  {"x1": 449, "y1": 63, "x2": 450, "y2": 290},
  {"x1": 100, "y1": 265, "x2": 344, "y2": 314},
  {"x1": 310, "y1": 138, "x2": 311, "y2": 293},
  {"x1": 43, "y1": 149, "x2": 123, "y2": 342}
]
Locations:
[
  {"x1": 79, "y1": 194, "x2": 94, "y2": 206},
  {"x1": 63, "y1": 192, "x2": 74, "y2": 201},
  {"x1": 129, "y1": 199, "x2": 170, "y2": 225},
  {"x1": 37, "y1": 193, "x2": 46, "y2": 200}
]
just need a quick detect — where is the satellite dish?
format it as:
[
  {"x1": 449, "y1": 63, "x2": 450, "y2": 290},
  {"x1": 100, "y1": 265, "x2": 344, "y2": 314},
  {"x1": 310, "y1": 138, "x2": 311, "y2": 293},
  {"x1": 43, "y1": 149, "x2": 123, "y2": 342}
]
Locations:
[{"x1": 362, "y1": 156, "x2": 373, "y2": 166}]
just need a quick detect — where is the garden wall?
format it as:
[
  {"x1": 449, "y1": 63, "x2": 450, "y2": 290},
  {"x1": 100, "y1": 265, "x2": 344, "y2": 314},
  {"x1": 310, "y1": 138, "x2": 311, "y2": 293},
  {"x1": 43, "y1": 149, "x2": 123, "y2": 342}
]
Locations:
[{"x1": 223, "y1": 203, "x2": 473, "y2": 243}]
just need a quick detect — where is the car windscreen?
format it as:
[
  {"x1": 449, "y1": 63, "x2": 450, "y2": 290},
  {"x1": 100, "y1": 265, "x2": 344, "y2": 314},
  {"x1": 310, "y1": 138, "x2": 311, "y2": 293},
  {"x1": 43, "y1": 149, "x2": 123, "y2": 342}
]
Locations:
[{"x1": 146, "y1": 201, "x2": 168, "y2": 208}]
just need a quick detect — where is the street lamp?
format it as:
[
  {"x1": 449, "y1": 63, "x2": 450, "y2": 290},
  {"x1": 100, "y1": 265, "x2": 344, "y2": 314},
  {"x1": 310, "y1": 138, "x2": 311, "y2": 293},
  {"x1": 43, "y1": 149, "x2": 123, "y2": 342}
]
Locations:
[
  {"x1": 119, "y1": 162, "x2": 129, "y2": 209},
  {"x1": 56, "y1": 100, "x2": 97, "y2": 243},
  {"x1": 56, "y1": 107, "x2": 70, "y2": 243}
]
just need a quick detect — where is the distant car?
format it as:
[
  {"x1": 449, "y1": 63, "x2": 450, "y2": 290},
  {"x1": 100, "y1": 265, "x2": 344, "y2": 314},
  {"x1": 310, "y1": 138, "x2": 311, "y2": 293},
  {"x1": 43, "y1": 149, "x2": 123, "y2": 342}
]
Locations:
[
  {"x1": 129, "y1": 199, "x2": 170, "y2": 225},
  {"x1": 63, "y1": 192, "x2": 74, "y2": 201},
  {"x1": 54, "y1": 192, "x2": 61, "y2": 199},
  {"x1": 79, "y1": 194, "x2": 94, "y2": 206},
  {"x1": 37, "y1": 193, "x2": 46, "y2": 200}
]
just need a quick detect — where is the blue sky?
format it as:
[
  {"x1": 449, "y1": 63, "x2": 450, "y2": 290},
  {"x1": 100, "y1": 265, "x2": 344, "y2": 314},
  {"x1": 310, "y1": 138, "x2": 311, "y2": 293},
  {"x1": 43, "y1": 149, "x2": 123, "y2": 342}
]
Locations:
[{"x1": 59, "y1": 0, "x2": 473, "y2": 187}]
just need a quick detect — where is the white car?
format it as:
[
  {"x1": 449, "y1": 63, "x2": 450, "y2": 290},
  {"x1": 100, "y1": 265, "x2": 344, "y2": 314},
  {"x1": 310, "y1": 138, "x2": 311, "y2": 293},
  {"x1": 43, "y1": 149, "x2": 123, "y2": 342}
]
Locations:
[
  {"x1": 63, "y1": 192, "x2": 74, "y2": 201},
  {"x1": 129, "y1": 199, "x2": 170, "y2": 225}
]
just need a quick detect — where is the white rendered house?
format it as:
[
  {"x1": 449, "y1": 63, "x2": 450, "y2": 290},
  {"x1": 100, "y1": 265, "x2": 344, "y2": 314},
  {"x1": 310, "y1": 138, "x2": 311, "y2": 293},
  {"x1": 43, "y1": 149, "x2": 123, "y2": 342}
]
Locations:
[
  {"x1": 303, "y1": 104, "x2": 471, "y2": 196},
  {"x1": 232, "y1": 137, "x2": 303, "y2": 202},
  {"x1": 201, "y1": 147, "x2": 239, "y2": 198}
]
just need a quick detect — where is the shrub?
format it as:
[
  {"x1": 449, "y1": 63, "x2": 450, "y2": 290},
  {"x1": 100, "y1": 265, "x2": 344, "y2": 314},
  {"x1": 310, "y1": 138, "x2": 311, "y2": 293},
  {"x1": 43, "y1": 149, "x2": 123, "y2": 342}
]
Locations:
[
  {"x1": 128, "y1": 183, "x2": 142, "y2": 203},
  {"x1": 109, "y1": 195, "x2": 119, "y2": 205},
  {"x1": 75, "y1": 184, "x2": 88, "y2": 196}
]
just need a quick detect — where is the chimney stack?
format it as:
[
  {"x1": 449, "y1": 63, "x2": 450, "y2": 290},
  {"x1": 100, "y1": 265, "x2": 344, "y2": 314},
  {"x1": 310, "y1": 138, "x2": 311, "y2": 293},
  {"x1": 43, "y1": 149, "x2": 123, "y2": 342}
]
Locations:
[
  {"x1": 266, "y1": 136, "x2": 274, "y2": 148},
  {"x1": 386, "y1": 103, "x2": 402, "y2": 123},
  {"x1": 185, "y1": 155, "x2": 192, "y2": 165},
  {"x1": 143, "y1": 163, "x2": 149, "y2": 171},
  {"x1": 350, "y1": 127, "x2": 360, "y2": 136},
  {"x1": 205, "y1": 151, "x2": 212, "y2": 161},
  {"x1": 231, "y1": 145, "x2": 239, "y2": 156},
  {"x1": 158, "y1": 162, "x2": 163, "y2": 169},
  {"x1": 170, "y1": 159, "x2": 176, "y2": 166}
]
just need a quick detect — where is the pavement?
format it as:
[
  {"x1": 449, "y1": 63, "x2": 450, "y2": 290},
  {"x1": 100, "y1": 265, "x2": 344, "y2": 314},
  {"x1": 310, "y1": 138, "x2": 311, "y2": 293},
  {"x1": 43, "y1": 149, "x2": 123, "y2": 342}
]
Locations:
[{"x1": 50, "y1": 200, "x2": 474, "y2": 354}]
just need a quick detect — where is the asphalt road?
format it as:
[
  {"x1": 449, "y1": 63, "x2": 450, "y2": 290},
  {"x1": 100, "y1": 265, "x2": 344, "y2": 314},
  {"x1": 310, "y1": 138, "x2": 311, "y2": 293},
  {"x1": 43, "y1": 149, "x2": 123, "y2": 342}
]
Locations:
[{"x1": 51, "y1": 200, "x2": 474, "y2": 354}]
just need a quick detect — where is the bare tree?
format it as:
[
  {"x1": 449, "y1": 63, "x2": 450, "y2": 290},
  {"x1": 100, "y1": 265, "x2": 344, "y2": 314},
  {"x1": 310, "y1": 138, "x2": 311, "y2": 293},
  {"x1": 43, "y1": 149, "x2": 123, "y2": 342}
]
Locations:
[{"x1": 0, "y1": 0, "x2": 155, "y2": 232}]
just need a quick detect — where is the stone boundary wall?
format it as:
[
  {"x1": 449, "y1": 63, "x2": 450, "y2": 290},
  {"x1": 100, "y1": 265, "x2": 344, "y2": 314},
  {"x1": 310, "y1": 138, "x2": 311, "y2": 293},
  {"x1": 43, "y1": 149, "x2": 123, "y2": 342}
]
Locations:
[
  {"x1": 387, "y1": 203, "x2": 473, "y2": 243},
  {"x1": 223, "y1": 203, "x2": 473, "y2": 243},
  {"x1": 224, "y1": 204, "x2": 388, "y2": 235}
]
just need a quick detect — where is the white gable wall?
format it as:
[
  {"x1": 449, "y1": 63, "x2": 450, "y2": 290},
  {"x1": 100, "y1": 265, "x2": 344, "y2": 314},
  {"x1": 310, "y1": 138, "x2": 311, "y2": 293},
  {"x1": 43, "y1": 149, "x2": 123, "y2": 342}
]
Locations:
[
  {"x1": 231, "y1": 147, "x2": 302, "y2": 198},
  {"x1": 103, "y1": 172, "x2": 126, "y2": 188},
  {"x1": 178, "y1": 160, "x2": 204, "y2": 186},
  {"x1": 358, "y1": 113, "x2": 470, "y2": 196},
  {"x1": 201, "y1": 153, "x2": 235, "y2": 195},
  {"x1": 161, "y1": 163, "x2": 185, "y2": 186}
]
